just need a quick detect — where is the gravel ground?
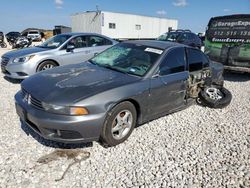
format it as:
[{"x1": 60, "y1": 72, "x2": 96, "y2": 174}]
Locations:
[{"x1": 0, "y1": 48, "x2": 249, "y2": 188}]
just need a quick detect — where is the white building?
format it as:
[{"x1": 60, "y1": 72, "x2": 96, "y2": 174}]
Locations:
[{"x1": 71, "y1": 11, "x2": 178, "y2": 40}]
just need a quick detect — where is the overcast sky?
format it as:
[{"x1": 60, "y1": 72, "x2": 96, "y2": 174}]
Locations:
[{"x1": 1, "y1": 0, "x2": 249, "y2": 33}]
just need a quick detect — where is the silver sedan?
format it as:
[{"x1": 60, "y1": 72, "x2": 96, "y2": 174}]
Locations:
[{"x1": 1, "y1": 33, "x2": 117, "y2": 79}]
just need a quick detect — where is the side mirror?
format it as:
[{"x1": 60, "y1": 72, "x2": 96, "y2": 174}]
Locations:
[
  {"x1": 152, "y1": 72, "x2": 160, "y2": 78},
  {"x1": 66, "y1": 45, "x2": 75, "y2": 52}
]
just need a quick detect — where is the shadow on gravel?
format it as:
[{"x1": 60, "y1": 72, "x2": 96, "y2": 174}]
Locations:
[
  {"x1": 224, "y1": 71, "x2": 250, "y2": 82},
  {"x1": 4, "y1": 76, "x2": 23, "y2": 84},
  {"x1": 21, "y1": 122, "x2": 93, "y2": 149}
]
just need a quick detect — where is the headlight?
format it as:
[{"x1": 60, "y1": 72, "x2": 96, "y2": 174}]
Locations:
[
  {"x1": 13, "y1": 55, "x2": 35, "y2": 63},
  {"x1": 42, "y1": 102, "x2": 89, "y2": 116}
]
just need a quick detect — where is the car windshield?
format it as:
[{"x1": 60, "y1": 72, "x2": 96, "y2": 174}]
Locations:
[
  {"x1": 9, "y1": 32, "x2": 20, "y2": 37},
  {"x1": 157, "y1": 32, "x2": 180, "y2": 42},
  {"x1": 29, "y1": 31, "x2": 39, "y2": 34},
  {"x1": 90, "y1": 43, "x2": 163, "y2": 77},
  {"x1": 37, "y1": 34, "x2": 71, "y2": 49}
]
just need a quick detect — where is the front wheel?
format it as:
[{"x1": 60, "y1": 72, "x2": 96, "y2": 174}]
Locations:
[
  {"x1": 198, "y1": 86, "x2": 232, "y2": 109},
  {"x1": 37, "y1": 60, "x2": 58, "y2": 72},
  {"x1": 0, "y1": 42, "x2": 7, "y2": 48},
  {"x1": 100, "y1": 101, "x2": 137, "y2": 147}
]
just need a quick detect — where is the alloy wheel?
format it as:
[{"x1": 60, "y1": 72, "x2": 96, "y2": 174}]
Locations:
[
  {"x1": 111, "y1": 110, "x2": 133, "y2": 140},
  {"x1": 205, "y1": 87, "x2": 223, "y2": 100}
]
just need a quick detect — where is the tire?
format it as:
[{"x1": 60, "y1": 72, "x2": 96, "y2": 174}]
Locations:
[
  {"x1": 199, "y1": 86, "x2": 232, "y2": 109},
  {"x1": 100, "y1": 101, "x2": 137, "y2": 147},
  {"x1": 37, "y1": 60, "x2": 58, "y2": 72},
  {"x1": 0, "y1": 42, "x2": 7, "y2": 48}
]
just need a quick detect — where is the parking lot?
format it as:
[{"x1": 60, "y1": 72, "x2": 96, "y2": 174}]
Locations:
[{"x1": 0, "y1": 47, "x2": 249, "y2": 187}]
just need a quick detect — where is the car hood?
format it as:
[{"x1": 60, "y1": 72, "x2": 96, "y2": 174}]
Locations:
[
  {"x1": 2, "y1": 47, "x2": 50, "y2": 59},
  {"x1": 21, "y1": 62, "x2": 140, "y2": 105}
]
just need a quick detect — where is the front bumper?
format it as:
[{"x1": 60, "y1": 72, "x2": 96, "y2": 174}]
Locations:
[
  {"x1": 1, "y1": 59, "x2": 36, "y2": 79},
  {"x1": 15, "y1": 91, "x2": 105, "y2": 143}
]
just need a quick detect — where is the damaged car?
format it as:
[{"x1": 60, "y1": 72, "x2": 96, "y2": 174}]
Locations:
[{"x1": 15, "y1": 40, "x2": 232, "y2": 147}]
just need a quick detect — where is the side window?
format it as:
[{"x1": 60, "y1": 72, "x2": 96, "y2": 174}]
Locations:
[
  {"x1": 187, "y1": 33, "x2": 193, "y2": 40},
  {"x1": 87, "y1": 36, "x2": 112, "y2": 47},
  {"x1": 159, "y1": 48, "x2": 186, "y2": 76},
  {"x1": 202, "y1": 53, "x2": 210, "y2": 67},
  {"x1": 67, "y1": 36, "x2": 87, "y2": 49},
  {"x1": 178, "y1": 33, "x2": 187, "y2": 41},
  {"x1": 187, "y1": 48, "x2": 209, "y2": 71}
]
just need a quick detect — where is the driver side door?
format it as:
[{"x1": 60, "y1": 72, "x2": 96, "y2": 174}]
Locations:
[
  {"x1": 148, "y1": 47, "x2": 189, "y2": 118},
  {"x1": 58, "y1": 35, "x2": 93, "y2": 65}
]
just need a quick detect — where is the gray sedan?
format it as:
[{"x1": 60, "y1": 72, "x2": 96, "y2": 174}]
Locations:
[
  {"x1": 1, "y1": 33, "x2": 117, "y2": 79},
  {"x1": 15, "y1": 40, "x2": 227, "y2": 146}
]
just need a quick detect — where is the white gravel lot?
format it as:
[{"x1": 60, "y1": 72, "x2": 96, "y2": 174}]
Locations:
[{"x1": 0, "y1": 48, "x2": 249, "y2": 188}]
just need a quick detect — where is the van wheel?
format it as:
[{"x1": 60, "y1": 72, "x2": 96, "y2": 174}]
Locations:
[
  {"x1": 198, "y1": 86, "x2": 232, "y2": 109},
  {"x1": 37, "y1": 61, "x2": 58, "y2": 72},
  {"x1": 100, "y1": 101, "x2": 137, "y2": 147}
]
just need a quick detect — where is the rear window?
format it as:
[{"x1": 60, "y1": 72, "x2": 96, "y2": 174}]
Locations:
[
  {"x1": 187, "y1": 49, "x2": 204, "y2": 71},
  {"x1": 29, "y1": 31, "x2": 39, "y2": 34}
]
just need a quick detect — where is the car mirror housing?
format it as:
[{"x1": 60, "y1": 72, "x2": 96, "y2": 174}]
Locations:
[
  {"x1": 66, "y1": 45, "x2": 75, "y2": 52},
  {"x1": 152, "y1": 72, "x2": 160, "y2": 78}
]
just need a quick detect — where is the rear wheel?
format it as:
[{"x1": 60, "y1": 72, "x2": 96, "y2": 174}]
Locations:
[
  {"x1": 37, "y1": 60, "x2": 58, "y2": 72},
  {"x1": 100, "y1": 101, "x2": 137, "y2": 147}
]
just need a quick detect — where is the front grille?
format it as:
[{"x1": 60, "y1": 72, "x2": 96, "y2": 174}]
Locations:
[
  {"x1": 21, "y1": 88, "x2": 44, "y2": 110},
  {"x1": 1, "y1": 57, "x2": 10, "y2": 67},
  {"x1": 1, "y1": 57, "x2": 10, "y2": 73},
  {"x1": 21, "y1": 88, "x2": 28, "y2": 97},
  {"x1": 30, "y1": 96, "x2": 44, "y2": 110}
]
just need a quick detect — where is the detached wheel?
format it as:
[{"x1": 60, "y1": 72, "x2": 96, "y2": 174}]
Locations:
[
  {"x1": 101, "y1": 101, "x2": 137, "y2": 147},
  {"x1": 37, "y1": 60, "x2": 58, "y2": 72},
  {"x1": 199, "y1": 86, "x2": 232, "y2": 109}
]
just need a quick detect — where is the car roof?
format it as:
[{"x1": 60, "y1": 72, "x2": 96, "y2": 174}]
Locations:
[
  {"x1": 56, "y1": 32, "x2": 115, "y2": 40},
  {"x1": 58, "y1": 32, "x2": 106, "y2": 37},
  {"x1": 124, "y1": 40, "x2": 186, "y2": 50}
]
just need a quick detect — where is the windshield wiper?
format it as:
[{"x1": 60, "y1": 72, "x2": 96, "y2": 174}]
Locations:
[
  {"x1": 88, "y1": 59, "x2": 97, "y2": 65},
  {"x1": 101, "y1": 64, "x2": 128, "y2": 75},
  {"x1": 36, "y1": 45, "x2": 46, "y2": 48}
]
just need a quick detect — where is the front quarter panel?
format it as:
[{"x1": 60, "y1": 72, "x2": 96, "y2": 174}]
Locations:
[{"x1": 74, "y1": 79, "x2": 150, "y2": 124}]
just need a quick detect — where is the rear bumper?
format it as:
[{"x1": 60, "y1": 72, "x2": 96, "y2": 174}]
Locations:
[{"x1": 15, "y1": 91, "x2": 105, "y2": 143}]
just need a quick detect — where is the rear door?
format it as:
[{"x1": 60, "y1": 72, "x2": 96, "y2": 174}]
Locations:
[
  {"x1": 86, "y1": 35, "x2": 114, "y2": 57},
  {"x1": 187, "y1": 48, "x2": 210, "y2": 72},
  {"x1": 149, "y1": 47, "x2": 189, "y2": 117}
]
